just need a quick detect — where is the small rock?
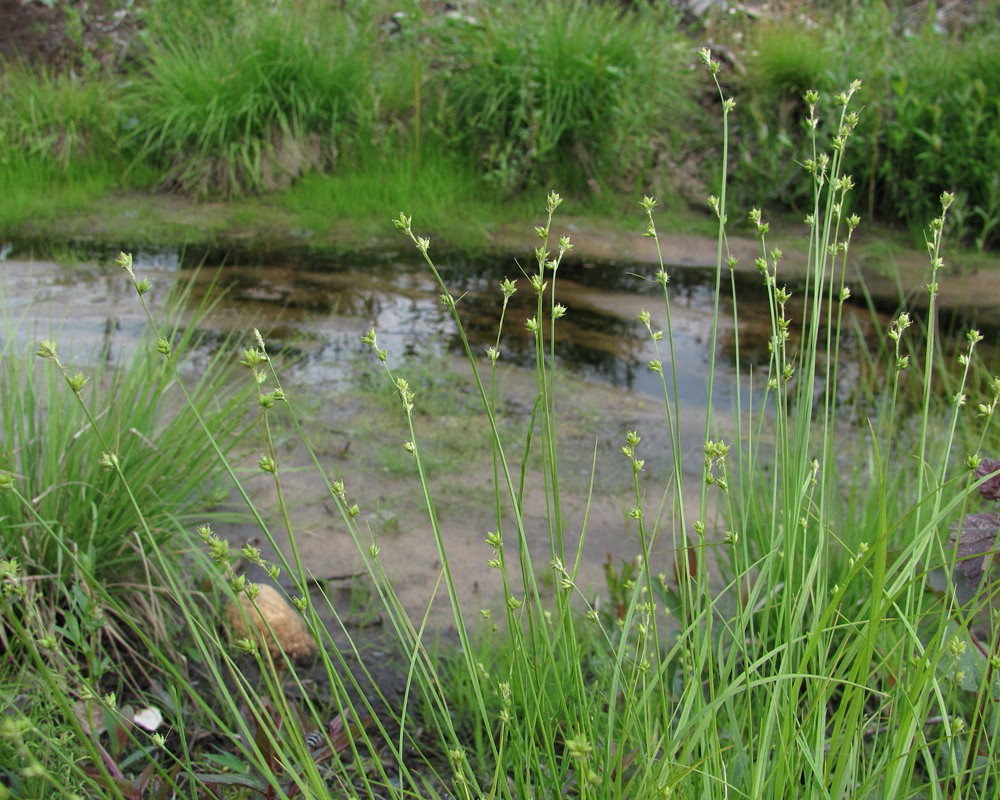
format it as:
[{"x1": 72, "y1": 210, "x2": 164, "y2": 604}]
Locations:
[{"x1": 225, "y1": 584, "x2": 317, "y2": 662}]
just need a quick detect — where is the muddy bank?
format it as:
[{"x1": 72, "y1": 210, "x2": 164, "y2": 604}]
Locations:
[
  {"x1": 223, "y1": 361, "x2": 711, "y2": 631},
  {"x1": 7, "y1": 190, "x2": 1000, "y2": 330}
]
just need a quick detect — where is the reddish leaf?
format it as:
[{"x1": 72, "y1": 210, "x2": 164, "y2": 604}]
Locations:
[
  {"x1": 950, "y1": 511, "x2": 1000, "y2": 582},
  {"x1": 975, "y1": 458, "x2": 1000, "y2": 501}
]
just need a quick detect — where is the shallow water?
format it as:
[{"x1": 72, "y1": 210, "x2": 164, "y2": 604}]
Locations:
[
  {"x1": 2, "y1": 245, "x2": 996, "y2": 624},
  {"x1": 8, "y1": 239, "x2": 993, "y2": 390}
]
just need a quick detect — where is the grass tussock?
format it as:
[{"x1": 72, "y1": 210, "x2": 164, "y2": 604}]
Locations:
[
  {"x1": 432, "y1": 0, "x2": 694, "y2": 194},
  {"x1": 125, "y1": 5, "x2": 374, "y2": 197},
  {"x1": 726, "y1": 1, "x2": 1000, "y2": 248},
  {"x1": 0, "y1": 67, "x2": 136, "y2": 229},
  {"x1": 0, "y1": 278, "x2": 246, "y2": 598},
  {"x1": 0, "y1": 67, "x2": 120, "y2": 168}
]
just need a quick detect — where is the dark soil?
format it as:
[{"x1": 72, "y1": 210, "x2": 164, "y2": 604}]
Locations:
[
  {"x1": 0, "y1": 0, "x2": 69, "y2": 67},
  {"x1": 0, "y1": 0, "x2": 141, "y2": 72}
]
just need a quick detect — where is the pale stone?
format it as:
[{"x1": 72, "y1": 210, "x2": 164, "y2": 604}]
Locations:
[{"x1": 225, "y1": 584, "x2": 317, "y2": 662}]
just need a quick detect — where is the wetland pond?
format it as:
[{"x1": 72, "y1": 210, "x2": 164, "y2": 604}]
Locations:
[{"x1": 3, "y1": 243, "x2": 997, "y2": 628}]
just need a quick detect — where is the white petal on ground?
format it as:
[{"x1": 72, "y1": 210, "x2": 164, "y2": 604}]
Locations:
[{"x1": 133, "y1": 706, "x2": 163, "y2": 731}]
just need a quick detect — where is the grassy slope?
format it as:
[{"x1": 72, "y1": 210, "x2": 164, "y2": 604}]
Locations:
[{"x1": 3, "y1": 1, "x2": 1000, "y2": 260}]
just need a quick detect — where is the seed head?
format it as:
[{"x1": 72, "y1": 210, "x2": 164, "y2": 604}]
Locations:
[
  {"x1": 209, "y1": 537, "x2": 231, "y2": 564},
  {"x1": 36, "y1": 340, "x2": 58, "y2": 360},
  {"x1": 393, "y1": 212, "x2": 412, "y2": 234},
  {"x1": 235, "y1": 637, "x2": 258, "y2": 655},
  {"x1": 241, "y1": 544, "x2": 263, "y2": 564},
  {"x1": 240, "y1": 347, "x2": 264, "y2": 369},
  {"x1": 565, "y1": 734, "x2": 593, "y2": 761},
  {"x1": 67, "y1": 372, "x2": 89, "y2": 394}
]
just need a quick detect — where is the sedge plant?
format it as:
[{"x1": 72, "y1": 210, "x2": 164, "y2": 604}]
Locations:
[{"x1": 3, "y1": 48, "x2": 999, "y2": 800}]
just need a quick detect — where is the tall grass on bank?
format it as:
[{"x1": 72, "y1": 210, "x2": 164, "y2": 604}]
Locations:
[
  {"x1": 0, "y1": 276, "x2": 246, "y2": 600},
  {"x1": 730, "y1": 2, "x2": 1000, "y2": 249},
  {"x1": 125, "y1": 0, "x2": 697, "y2": 199},
  {"x1": 3, "y1": 0, "x2": 1000, "y2": 253},
  {"x1": 0, "y1": 67, "x2": 137, "y2": 229},
  {"x1": 0, "y1": 67, "x2": 119, "y2": 169},
  {"x1": 433, "y1": 0, "x2": 694, "y2": 194},
  {"x1": 3, "y1": 54, "x2": 1000, "y2": 799},
  {"x1": 124, "y1": 4, "x2": 374, "y2": 197}
]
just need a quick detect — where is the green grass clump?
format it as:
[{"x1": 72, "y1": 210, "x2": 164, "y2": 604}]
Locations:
[
  {"x1": 857, "y1": 30, "x2": 1000, "y2": 249},
  {"x1": 0, "y1": 67, "x2": 139, "y2": 230},
  {"x1": 125, "y1": 3, "x2": 375, "y2": 197},
  {"x1": 0, "y1": 277, "x2": 245, "y2": 600},
  {"x1": 746, "y1": 21, "x2": 832, "y2": 98},
  {"x1": 0, "y1": 67, "x2": 120, "y2": 168},
  {"x1": 432, "y1": 0, "x2": 695, "y2": 193},
  {"x1": 731, "y1": 21, "x2": 833, "y2": 206},
  {"x1": 730, "y1": 3, "x2": 1000, "y2": 249}
]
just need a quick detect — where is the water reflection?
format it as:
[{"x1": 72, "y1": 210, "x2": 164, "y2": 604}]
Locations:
[
  {"x1": 184, "y1": 251, "x2": 997, "y2": 415},
  {"x1": 4, "y1": 247, "x2": 997, "y2": 410},
  {"x1": 185, "y1": 256, "x2": 743, "y2": 407}
]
